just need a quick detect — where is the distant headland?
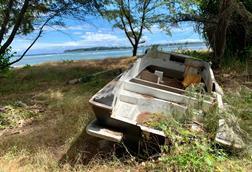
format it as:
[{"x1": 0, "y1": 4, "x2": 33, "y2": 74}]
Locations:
[{"x1": 64, "y1": 42, "x2": 204, "y2": 53}]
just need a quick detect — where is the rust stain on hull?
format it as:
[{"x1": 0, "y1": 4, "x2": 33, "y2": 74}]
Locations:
[{"x1": 137, "y1": 112, "x2": 168, "y2": 125}]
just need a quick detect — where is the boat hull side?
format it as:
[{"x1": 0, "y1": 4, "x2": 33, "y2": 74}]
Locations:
[
  {"x1": 89, "y1": 100, "x2": 145, "y2": 142},
  {"x1": 89, "y1": 100, "x2": 112, "y2": 122}
]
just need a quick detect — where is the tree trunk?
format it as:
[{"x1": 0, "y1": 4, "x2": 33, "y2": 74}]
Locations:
[
  {"x1": 213, "y1": 17, "x2": 229, "y2": 65},
  {"x1": 132, "y1": 44, "x2": 138, "y2": 56},
  {"x1": 213, "y1": 0, "x2": 234, "y2": 66}
]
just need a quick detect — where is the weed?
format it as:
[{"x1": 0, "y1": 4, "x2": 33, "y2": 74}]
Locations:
[
  {"x1": 62, "y1": 60, "x2": 74, "y2": 64},
  {"x1": 0, "y1": 113, "x2": 10, "y2": 129},
  {"x1": 0, "y1": 104, "x2": 38, "y2": 129},
  {"x1": 22, "y1": 64, "x2": 31, "y2": 69},
  {"x1": 143, "y1": 116, "x2": 227, "y2": 172}
]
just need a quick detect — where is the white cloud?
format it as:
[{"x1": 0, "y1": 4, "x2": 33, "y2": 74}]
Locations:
[
  {"x1": 11, "y1": 32, "x2": 129, "y2": 53},
  {"x1": 42, "y1": 24, "x2": 93, "y2": 32},
  {"x1": 11, "y1": 22, "x2": 201, "y2": 54},
  {"x1": 143, "y1": 24, "x2": 192, "y2": 34},
  {"x1": 80, "y1": 32, "x2": 122, "y2": 43},
  {"x1": 12, "y1": 40, "x2": 80, "y2": 51},
  {"x1": 171, "y1": 27, "x2": 192, "y2": 33},
  {"x1": 73, "y1": 31, "x2": 83, "y2": 35},
  {"x1": 150, "y1": 25, "x2": 162, "y2": 33}
]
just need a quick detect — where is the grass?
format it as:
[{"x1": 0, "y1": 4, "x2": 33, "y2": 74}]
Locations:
[
  {"x1": 0, "y1": 55, "x2": 251, "y2": 171},
  {"x1": 0, "y1": 57, "x2": 135, "y2": 171}
]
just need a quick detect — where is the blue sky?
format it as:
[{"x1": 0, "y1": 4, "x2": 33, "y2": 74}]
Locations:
[{"x1": 11, "y1": 16, "x2": 203, "y2": 55}]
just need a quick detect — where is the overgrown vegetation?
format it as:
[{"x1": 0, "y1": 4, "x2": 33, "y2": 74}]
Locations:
[
  {"x1": 140, "y1": 82, "x2": 252, "y2": 171},
  {"x1": 144, "y1": 118, "x2": 227, "y2": 171}
]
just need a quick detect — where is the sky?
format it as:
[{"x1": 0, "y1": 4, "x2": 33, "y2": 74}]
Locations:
[{"x1": 11, "y1": 16, "x2": 203, "y2": 55}]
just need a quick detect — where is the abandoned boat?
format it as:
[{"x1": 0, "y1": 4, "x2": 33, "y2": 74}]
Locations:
[{"x1": 86, "y1": 46, "x2": 227, "y2": 145}]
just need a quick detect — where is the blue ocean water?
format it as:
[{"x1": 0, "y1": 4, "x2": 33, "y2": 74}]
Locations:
[{"x1": 13, "y1": 43, "x2": 207, "y2": 67}]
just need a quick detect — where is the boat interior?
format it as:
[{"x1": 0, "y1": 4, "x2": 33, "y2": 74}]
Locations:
[
  {"x1": 94, "y1": 61, "x2": 213, "y2": 106},
  {"x1": 92, "y1": 53, "x2": 215, "y2": 111},
  {"x1": 130, "y1": 64, "x2": 207, "y2": 95}
]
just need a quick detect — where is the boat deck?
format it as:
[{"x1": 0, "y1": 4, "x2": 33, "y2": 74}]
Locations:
[
  {"x1": 111, "y1": 89, "x2": 187, "y2": 124},
  {"x1": 138, "y1": 69, "x2": 184, "y2": 89}
]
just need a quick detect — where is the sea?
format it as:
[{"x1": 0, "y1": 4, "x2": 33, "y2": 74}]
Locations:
[{"x1": 13, "y1": 42, "x2": 207, "y2": 67}]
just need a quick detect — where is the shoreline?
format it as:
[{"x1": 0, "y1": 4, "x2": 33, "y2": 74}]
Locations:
[
  {"x1": 12, "y1": 48, "x2": 209, "y2": 68},
  {"x1": 12, "y1": 56, "x2": 135, "y2": 69}
]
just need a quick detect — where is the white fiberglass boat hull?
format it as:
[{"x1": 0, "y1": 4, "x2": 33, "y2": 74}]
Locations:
[{"x1": 87, "y1": 47, "x2": 224, "y2": 143}]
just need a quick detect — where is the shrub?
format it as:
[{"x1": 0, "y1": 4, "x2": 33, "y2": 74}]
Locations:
[{"x1": 0, "y1": 47, "x2": 16, "y2": 73}]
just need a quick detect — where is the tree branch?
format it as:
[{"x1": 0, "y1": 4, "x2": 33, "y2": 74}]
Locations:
[
  {"x1": 172, "y1": 13, "x2": 218, "y2": 24},
  {"x1": 119, "y1": 1, "x2": 137, "y2": 40},
  {"x1": 119, "y1": 14, "x2": 134, "y2": 46},
  {"x1": 137, "y1": 0, "x2": 150, "y2": 43},
  {"x1": 5, "y1": 16, "x2": 54, "y2": 67}
]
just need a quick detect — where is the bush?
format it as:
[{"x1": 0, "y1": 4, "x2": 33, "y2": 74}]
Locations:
[
  {"x1": 0, "y1": 47, "x2": 15, "y2": 73},
  {"x1": 144, "y1": 117, "x2": 227, "y2": 172}
]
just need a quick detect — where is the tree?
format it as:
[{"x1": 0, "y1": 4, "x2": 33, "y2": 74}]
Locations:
[
  {"x1": 0, "y1": 0, "x2": 97, "y2": 71},
  {"x1": 168, "y1": 0, "x2": 252, "y2": 66},
  {"x1": 199, "y1": 0, "x2": 252, "y2": 65},
  {"x1": 99, "y1": 0, "x2": 169, "y2": 56}
]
